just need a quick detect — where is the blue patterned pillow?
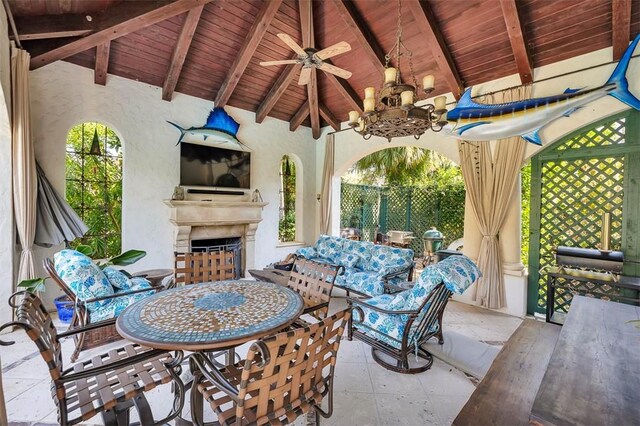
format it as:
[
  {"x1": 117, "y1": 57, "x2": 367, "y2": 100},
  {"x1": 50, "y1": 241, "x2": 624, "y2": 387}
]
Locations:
[
  {"x1": 367, "y1": 245, "x2": 414, "y2": 275},
  {"x1": 54, "y1": 249, "x2": 114, "y2": 309},
  {"x1": 387, "y1": 290, "x2": 410, "y2": 310},
  {"x1": 435, "y1": 255, "x2": 481, "y2": 294},
  {"x1": 296, "y1": 246, "x2": 317, "y2": 259},
  {"x1": 343, "y1": 240, "x2": 373, "y2": 270},
  {"x1": 103, "y1": 267, "x2": 133, "y2": 290},
  {"x1": 405, "y1": 268, "x2": 442, "y2": 310},
  {"x1": 314, "y1": 235, "x2": 344, "y2": 263},
  {"x1": 334, "y1": 251, "x2": 360, "y2": 268}
]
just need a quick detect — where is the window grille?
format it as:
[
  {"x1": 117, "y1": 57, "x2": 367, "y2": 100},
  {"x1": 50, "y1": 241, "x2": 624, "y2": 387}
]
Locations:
[
  {"x1": 279, "y1": 155, "x2": 296, "y2": 243},
  {"x1": 65, "y1": 123, "x2": 122, "y2": 258}
]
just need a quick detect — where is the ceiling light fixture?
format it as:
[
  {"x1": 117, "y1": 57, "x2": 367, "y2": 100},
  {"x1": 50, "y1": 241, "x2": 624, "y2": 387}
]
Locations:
[{"x1": 348, "y1": 0, "x2": 448, "y2": 141}]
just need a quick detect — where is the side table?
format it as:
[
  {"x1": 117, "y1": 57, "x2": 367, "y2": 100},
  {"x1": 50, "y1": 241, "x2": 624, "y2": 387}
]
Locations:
[{"x1": 135, "y1": 268, "x2": 173, "y2": 288}]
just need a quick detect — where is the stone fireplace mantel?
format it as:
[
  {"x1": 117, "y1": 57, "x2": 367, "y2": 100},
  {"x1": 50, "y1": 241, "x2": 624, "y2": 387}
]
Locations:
[{"x1": 164, "y1": 199, "x2": 268, "y2": 274}]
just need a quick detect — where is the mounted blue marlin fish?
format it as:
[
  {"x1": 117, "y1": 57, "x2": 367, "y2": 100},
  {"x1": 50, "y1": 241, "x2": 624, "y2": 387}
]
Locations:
[
  {"x1": 167, "y1": 107, "x2": 249, "y2": 150},
  {"x1": 444, "y1": 34, "x2": 640, "y2": 145}
]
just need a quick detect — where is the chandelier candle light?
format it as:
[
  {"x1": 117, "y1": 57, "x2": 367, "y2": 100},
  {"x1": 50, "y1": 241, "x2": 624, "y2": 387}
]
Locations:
[{"x1": 348, "y1": 0, "x2": 448, "y2": 141}]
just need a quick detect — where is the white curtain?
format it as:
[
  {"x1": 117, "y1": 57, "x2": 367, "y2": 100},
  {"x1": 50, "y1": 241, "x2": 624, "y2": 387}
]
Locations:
[
  {"x1": 11, "y1": 47, "x2": 37, "y2": 282},
  {"x1": 458, "y1": 86, "x2": 531, "y2": 309},
  {"x1": 320, "y1": 134, "x2": 335, "y2": 234}
]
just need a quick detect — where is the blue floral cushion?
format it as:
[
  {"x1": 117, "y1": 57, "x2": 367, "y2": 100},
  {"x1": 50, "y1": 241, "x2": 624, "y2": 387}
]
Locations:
[
  {"x1": 405, "y1": 267, "x2": 442, "y2": 310},
  {"x1": 435, "y1": 255, "x2": 481, "y2": 294},
  {"x1": 338, "y1": 271, "x2": 385, "y2": 296},
  {"x1": 342, "y1": 239, "x2": 373, "y2": 270},
  {"x1": 368, "y1": 245, "x2": 414, "y2": 276},
  {"x1": 90, "y1": 279, "x2": 154, "y2": 323},
  {"x1": 54, "y1": 249, "x2": 114, "y2": 310},
  {"x1": 333, "y1": 251, "x2": 359, "y2": 268},
  {"x1": 314, "y1": 235, "x2": 344, "y2": 263},
  {"x1": 295, "y1": 247, "x2": 317, "y2": 259},
  {"x1": 103, "y1": 267, "x2": 133, "y2": 290}
]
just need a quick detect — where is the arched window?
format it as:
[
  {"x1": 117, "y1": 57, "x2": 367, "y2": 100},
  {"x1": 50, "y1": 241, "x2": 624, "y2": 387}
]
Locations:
[
  {"x1": 65, "y1": 122, "x2": 122, "y2": 258},
  {"x1": 278, "y1": 155, "x2": 296, "y2": 243}
]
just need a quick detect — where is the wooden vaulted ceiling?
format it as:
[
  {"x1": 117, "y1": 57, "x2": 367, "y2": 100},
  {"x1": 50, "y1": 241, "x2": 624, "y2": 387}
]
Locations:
[{"x1": 7, "y1": 0, "x2": 640, "y2": 139}]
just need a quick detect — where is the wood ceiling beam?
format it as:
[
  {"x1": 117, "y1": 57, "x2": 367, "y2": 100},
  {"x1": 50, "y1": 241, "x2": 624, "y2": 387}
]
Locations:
[
  {"x1": 612, "y1": 0, "x2": 632, "y2": 60},
  {"x1": 299, "y1": 0, "x2": 320, "y2": 139},
  {"x1": 94, "y1": 41, "x2": 110, "y2": 85},
  {"x1": 290, "y1": 100, "x2": 310, "y2": 132},
  {"x1": 325, "y1": 68, "x2": 363, "y2": 114},
  {"x1": 162, "y1": 5, "x2": 204, "y2": 101},
  {"x1": 500, "y1": 0, "x2": 533, "y2": 84},
  {"x1": 319, "y1": 103, "x2": 340, "y2": 131},
  {"x1": 13, "y1": 14, "x2": 93, "y2": 41},
  {"x1": 214, "y1": 0, "x2": 283, "y2": 107},
  {"x1": 30, "y1": 0, "x2": 212, "y2": 70},
  {"x1": 256, "y1": 57, "x2": 298, "y2": 123},
  {"x1": 405, "y1": 0, "x2": 463, "y2": 98},
  {"x1": 330, "y1": 0, "x2": 386, "y2": 76}
]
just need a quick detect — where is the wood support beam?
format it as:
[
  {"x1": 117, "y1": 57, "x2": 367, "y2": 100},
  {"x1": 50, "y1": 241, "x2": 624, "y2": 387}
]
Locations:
[
  {"x1": 13, "y1": 14, "x2": 93, "y2": 41},
  {"x1": 319, "y1": 103, "x2": 340, "y2": 131},
  {"x1": 94, "y1": 41, "x2": 110, "y2": 85},
  {"x1": 214, "y1": 0, "x2": 282, "y2": 107},
  {"x1": 30, "y1": 0, "x2": 212, "y2": 70},
  {"x1": 406, "y1": 0, "x2": 463, "y2": 98},
  {"x1": 612, "y1": 0, "x2": 632, "y2": 61},
  {"x1": 290, "y1": 100, "x2": 309, "y2": 132},
  {"x1": 256, "y1": 58, "x2": 298, "y2": 123},
  {"x1": 330, "y1": 0, "x2": 385, "y2": 76},
  {"x1": 299, "y1": 0, "x2": 320, "y2": 139},
  {"x1": 325, "y1": 69, "x2": 362, "y2": 114},
  {"x1": 163, "y1": 6, "x2": 203, "y2": 101},
  {"x1": 500, "y1": 0, "x2": 533, "y2": 84}
]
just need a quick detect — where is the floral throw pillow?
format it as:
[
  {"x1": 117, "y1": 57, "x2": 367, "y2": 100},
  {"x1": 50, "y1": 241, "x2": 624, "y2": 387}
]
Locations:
[{"x1": 54, "y1": 249, "x2": 114, "y2": 308}]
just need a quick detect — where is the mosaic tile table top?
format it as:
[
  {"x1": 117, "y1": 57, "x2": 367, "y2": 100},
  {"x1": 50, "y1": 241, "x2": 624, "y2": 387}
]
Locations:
[{"x1": 116, "y1": 280, "x2": 304, "y2": 350}]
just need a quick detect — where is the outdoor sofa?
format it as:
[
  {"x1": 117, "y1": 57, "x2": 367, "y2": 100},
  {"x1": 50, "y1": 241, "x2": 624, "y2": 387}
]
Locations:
[{"x1": 296, "y1": 235, "x2": 414, "y2": 297}]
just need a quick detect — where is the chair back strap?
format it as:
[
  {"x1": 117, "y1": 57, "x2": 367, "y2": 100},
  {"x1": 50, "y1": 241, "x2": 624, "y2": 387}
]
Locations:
[
  {"x1": 44, "y1": 257, "x2": 77, "y2": 302},
  {"x1": 174, "y1": 251, "x2": 237, "y2": 285},
  {"x1": 411, "y1": 283, "x2": 452, "y2": 344},
  {"x1": 237, "y1": 309, "x2": 351, "y2": 423},
  {"x1": 288, "y1": 259, "x2": 339, "y2": 320}
]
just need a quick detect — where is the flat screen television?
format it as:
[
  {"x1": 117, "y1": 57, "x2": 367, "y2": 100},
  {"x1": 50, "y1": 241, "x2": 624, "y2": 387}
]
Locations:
[{"x1": 180, "y1": 142, "x2": 250, "y2": 189}]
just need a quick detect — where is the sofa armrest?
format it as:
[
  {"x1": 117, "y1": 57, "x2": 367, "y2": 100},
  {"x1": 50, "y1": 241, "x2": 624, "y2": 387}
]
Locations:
[{"x1": 380, "y1": 262, "x2": 414, "y2": 281}]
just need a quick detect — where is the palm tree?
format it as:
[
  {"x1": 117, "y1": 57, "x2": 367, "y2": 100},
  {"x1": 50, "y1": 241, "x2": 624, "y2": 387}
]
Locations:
[{"x1": 350, "y1": 146, "x2": 451, "y2": 186}]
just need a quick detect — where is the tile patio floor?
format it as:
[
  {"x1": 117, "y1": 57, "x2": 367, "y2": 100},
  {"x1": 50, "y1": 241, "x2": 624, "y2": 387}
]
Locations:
[{"x1": 1, "y1": 298, "x2": 522, "y2": 426}]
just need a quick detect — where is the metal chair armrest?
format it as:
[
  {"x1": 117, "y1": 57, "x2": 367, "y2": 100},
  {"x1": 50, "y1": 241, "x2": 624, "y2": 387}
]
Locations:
[
  {"x1": 380, "y1": 263, "x2": 414, "y2": 281},
  {"x1": 58, "y1": 348, "x2": 176, "y2": 383},
  {"x1": 347, "y1": 297, "x2": 419, "y2": 316},
  {"x1": 56, "y1": 317, "x2": 118, "y2": 338}
]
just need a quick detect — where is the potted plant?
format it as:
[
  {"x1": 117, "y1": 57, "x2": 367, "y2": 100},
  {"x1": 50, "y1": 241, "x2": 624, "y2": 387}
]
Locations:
[{"x1": 18, "y1": 245, "x2": 147, "y2": 323}]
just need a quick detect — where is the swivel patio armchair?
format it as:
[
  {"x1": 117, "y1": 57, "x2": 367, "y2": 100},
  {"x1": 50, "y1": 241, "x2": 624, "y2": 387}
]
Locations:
[
  {"x1": 190, "y1": 309, "x2": 350, "y2": 426},
  {"x1": 0, "y1": 291, "x2": 185, "y2": 426},
  {"x1": 348, "y1": 255, "x2": 480, "y2": 374}
]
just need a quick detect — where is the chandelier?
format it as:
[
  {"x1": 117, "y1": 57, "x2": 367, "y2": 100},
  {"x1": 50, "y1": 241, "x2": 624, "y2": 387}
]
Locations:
[{"x1": 348, "y1": 0, "x2": 448, "y2": 141}]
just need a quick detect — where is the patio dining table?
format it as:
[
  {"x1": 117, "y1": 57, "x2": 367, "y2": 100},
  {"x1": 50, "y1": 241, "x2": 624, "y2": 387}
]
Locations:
[{"x1": 116, "y1": 280, "x2": 304, "y2": 424}]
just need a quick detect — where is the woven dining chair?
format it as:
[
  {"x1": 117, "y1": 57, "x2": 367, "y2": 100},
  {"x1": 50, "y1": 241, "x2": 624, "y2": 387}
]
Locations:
[
  {"x1": 287, "y1": 258, "x2": 342, "y2": 321},
  {"x1": 174, "y1": 250, "x2": 238, "y2": 286},
  {"x1": 190, "y1": 308, "x2": 351, "y2": 426},
  {"x1": 0, "y1": 291, "x2": 185, "y2": 426}
]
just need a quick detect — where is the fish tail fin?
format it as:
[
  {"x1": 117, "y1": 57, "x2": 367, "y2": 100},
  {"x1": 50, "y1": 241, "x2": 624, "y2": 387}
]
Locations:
[
  {"x1": 606, "y1": 34, "x2": 640, "y2": 110},
  {"x1": 167, "y1": 121, "x2": 186, "y2": 145}
]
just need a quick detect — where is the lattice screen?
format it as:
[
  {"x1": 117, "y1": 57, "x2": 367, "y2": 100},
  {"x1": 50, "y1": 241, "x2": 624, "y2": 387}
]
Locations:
[{"x1": 532, "y1": 116, "x2": 626, "y2": 314}]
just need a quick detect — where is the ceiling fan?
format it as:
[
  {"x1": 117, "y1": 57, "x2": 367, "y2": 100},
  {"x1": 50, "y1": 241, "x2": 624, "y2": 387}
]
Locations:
[{"x1": 260, "y1": 33, "x2": 352, "y2": 85}]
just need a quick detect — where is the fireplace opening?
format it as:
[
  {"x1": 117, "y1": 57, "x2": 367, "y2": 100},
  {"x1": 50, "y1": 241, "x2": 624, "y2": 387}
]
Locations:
[{"x1": 191, "y1": 237, "x2": 243, "y2": 278}]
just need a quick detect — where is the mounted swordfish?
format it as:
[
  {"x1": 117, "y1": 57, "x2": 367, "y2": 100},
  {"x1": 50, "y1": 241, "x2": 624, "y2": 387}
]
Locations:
[{"x1": 444, "y1": 34, "x2": 640, "y2": 145}]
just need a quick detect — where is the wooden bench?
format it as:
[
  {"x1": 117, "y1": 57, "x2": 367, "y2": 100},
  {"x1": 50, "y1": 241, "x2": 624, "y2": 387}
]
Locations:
[{"x1": 453, "y1": 319, "x2": 561, "y2": 426}]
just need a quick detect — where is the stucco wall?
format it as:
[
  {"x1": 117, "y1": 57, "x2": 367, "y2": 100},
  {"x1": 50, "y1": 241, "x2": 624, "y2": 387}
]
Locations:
[
  {"x1": 0, "y1": 3, "x2": 14, "y2": 326},
  {"x1": 29, "y1": 61, "x2": 317, "y2": 304}
]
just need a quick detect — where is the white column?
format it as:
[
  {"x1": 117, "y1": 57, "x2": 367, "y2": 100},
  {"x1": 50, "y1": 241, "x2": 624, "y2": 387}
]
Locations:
[{"x1": 500, "y1": 174, "x2": 526, "y2": 276}]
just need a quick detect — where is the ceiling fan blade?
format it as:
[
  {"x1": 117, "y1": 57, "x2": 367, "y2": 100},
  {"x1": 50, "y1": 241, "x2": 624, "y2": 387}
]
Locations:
[
  {"x1": 259, "y1": 60, "x2": 300, "y2": 66},
  {"x1": 314, "y1": 41, "x2": 351, "y2": 61},
  {"x1": 277, "y1": 33, "x2": 307, "y2": 56},
  {"x1": 298, "y1": 67, "x2": 311, "y2": 85},
  {"x1": 317, "y1": 62, "x2": 352, "y2": 79}
]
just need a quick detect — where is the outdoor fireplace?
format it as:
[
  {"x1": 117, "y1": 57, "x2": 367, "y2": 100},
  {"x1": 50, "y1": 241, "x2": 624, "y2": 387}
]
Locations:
[{"x1": 164, "y1": 198, "x2": 268, "y2": 275}]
